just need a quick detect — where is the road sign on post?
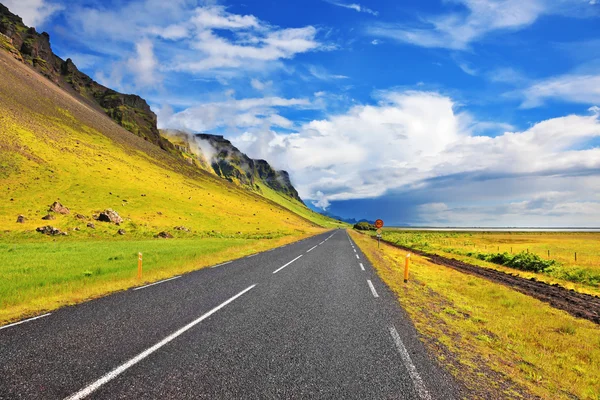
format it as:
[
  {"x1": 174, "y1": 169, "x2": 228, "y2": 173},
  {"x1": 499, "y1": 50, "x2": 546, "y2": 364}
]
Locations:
[{"x1": 375, "y1": 220, "x2": 384, "y2": 248}]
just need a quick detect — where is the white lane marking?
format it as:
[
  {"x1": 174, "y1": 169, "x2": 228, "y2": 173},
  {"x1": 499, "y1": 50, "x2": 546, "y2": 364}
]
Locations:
[
  {"x1": 272, "y1": 255, "x2": 303, "y2": 274},
  {"x1": 307, "y1": 245, "x2": 318, "y2": 253},
  {"x1": 0, "y1": 313, "x2": 51, "y2": 331},
  {"x1": 247, "y1": 254, "x2": 257, "y2": 258},
  {"x1": 319, "y1": 241, "x2": 325, "y2": 245},
  {"x1": 64, "y1": 285, "x2": 256, "y2": 400},
  {"x1": 367, "y1": 280, "x2": 379, "y2": 298},
  {"x1": 353, "y1": 248, "x2": 357, "y2": 253},
  {"x1": 389, "y1": 326, "x2": 432, "y2": 400},
  {"x1": 211, "y1": 261, "x2": 232, "y2": 269},
  {"x1": 132, "y1": 276, "x2": 181, "y2": 291},
  {"x1": 359, "y1": 263, "x2": 365, "y2": 271},
  {"x1": 356, "y1": 254, "x2": 360, "y2": 259}
]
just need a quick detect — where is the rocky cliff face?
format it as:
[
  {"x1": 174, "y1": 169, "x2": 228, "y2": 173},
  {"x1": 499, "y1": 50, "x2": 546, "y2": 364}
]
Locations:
[
  {"x1": 162, "y1": 131, "x2": 303, "y2": 203},
  {"x1": 0, "y1": 4, "x2": 174, "y2": 151}
]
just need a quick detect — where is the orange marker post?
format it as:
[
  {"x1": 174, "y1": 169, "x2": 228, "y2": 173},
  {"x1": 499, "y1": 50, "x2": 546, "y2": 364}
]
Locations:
[
  {"x1": 404, "y1": 253, "x2": 411, "y2": 283},
  {"x1": 137, "y1": 252, "x2": 143, "y2": 280}
]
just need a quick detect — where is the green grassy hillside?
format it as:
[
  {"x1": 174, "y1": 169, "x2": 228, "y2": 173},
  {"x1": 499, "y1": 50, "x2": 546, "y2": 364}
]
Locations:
[{"x1": 0, "y1": 50, "x2": 338, "y2": 323}]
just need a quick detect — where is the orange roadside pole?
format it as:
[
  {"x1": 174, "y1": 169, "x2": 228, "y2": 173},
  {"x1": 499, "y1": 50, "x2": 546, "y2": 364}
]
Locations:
[
  {"x1": 404, "y1": 253, "x2": 410, "y2": 283},
  {"x1": 137, "y1": 252, "x2": 143, "y2": 279}
]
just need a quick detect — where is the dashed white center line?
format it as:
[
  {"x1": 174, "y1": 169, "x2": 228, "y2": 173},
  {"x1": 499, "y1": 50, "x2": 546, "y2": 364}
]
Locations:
[
  {"x1": 307, "y1": 245, "x2": 318, "y2": 253},
  {"x1": 353, "y1": 249, "x2": 357, "y2": 253},
  {"x1": 389, "y1": 326, "x2": 432, "y2": 400},
  {"x1": 359, "y1": 263, "x2": 365, "y2": 271},
  {"x1": 0, "y1": 313, "x2": 51, "y2": 331},
  {"x1": 356, "y1": 254, "x2": 359, "y2": 259},
  {"x1": 273, "y1": 255, "x2": 303, "y2": 274},
  {"x1": 211, "y1": 261, "x2": 232, "y2": 269},
  {"x1": 133, "y1": 276, "x2": 181, "y2": 291},
  {"x1": 367, "y1": 280, "x2": 379, "y2": 298},
  {"x1": 64, "y1": 285, "x2": 256, "y2": 400}
]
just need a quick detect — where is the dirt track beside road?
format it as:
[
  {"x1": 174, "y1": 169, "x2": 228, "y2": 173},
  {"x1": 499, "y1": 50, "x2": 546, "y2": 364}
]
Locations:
[{"x1": 379, "y1": 238, "x2": 600, "y2": 325}]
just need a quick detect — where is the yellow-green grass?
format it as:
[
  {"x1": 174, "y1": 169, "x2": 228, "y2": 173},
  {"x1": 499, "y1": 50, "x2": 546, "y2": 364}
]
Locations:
[
  {"x1": 350, "y1": 230, "x2": 600, "y2": 400},
  {"x1": 378, "y1": 230, "x2": 600, "y2": 295},
  {"x1": 256, "y1": 181, "x2": 347, "y2": 229},
  {"x1": 0, "y1": 233, "x2": 315, "y2": 325},
  {"x1": 0, "y1": 112, "x2": 323, "y2": 237}
]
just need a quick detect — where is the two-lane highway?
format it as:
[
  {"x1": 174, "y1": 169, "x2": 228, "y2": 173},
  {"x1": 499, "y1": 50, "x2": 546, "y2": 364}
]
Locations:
[{"x1": 0, "y1": 230, "x2": 459, "y2": 399}]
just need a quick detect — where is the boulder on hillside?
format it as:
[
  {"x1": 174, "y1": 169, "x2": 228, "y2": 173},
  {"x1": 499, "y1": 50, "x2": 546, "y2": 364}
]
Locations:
[
  {"x1": 156, "y1": 231, "x2": 173, "y2": 239},
  {"x1": 75, "y1": 214, "x2": 87, "y2": 220},
  {"x1": 41, "y1": 214, "x2": 55, "y2": 220},
  {"x1": 87, "y1": 223, "x2": 95, "y2": 229},
  {"x1": 49, "y1": 201, "x2": 70, "y2": 214},
  {"x1": 96, "y1": 209, "x2": 123, "y2": 224},
  {"x1": 16, "y1": 215, "x2": 26, "y2": 223},
  {"x1": 117, "y1": 229, "x2": 126, "y2": 235},
  {"x1": 36, "y1": 226, "x2": 65, "y2": 235},
  {"x1": 174, "y1": 226, "x2": 190, "y2": 232}
]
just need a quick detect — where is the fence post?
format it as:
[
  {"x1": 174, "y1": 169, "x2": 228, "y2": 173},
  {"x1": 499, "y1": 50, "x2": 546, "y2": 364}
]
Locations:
[
  {"x1": 404, "y1": 253, "x2": 411, "y2": 283},
  {"x1": 137, "y1": 252, "x2": 143, "y2": 279}
]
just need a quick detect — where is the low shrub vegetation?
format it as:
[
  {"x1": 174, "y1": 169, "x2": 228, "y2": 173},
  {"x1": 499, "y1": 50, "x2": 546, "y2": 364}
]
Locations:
[
  {"x1": 353, "y1": 221, "x2": 376, "y2": 231},
  {"x1": 377, "y1": 230, "x2": 600, "y2": 290}
]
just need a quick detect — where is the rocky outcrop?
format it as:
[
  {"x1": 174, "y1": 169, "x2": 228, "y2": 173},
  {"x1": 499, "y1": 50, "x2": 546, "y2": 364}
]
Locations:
[
  {"x1": 156, "y1": 231, "x2": 173, "y2": 239},
  {"x1": 0, "y1": 4, "x2": 174, "y2": 152},
  {"x1": 49, "y1": 201, "x2": 69, "y2": 214},
  {"x1": 16, "y1": 215, "x2": 25, "y2": 223},
  {"x1": 254, "y1": 160, "x2": 302, "y2": 203},
  {"x1": 162, "y1": 131, "x2": 304, "y2": 203},
  {"x1": 36, "y1": 226, "x2": 66, "y2": 235},
  {"x1": 195, "y1": 134, "x2": 256, "y2": 187},
  {"x1": 96, "y1": 209, "x2": 123, "y2": 224}
]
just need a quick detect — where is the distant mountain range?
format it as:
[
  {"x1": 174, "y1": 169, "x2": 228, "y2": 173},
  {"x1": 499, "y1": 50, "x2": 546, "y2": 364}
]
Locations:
[{"x1": 318, "y1": 210, "x2": 375, "y2": 225}]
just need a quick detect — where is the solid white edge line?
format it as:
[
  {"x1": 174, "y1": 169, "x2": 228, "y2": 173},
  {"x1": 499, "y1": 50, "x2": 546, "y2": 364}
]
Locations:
[
  {"x1": 247, "y1": 254, "x2": 257, "y2": 258},
  {"x1": 367, "y1": 280, "x2": 379, "y2": 298},
  {"x1": 389, "y1": 326, "x2": 432, "y2": 400},
  {"x1": 132, "y1": 276, "x2": 181, "y2": 291},
  {"x1": 0, "y1": 313, "x2": 51, "y2": 331},
  {"x1": 64, "y1": 285, "x2": 257, "y2": 400},
  {"x1": 272, "y1": 255, "x2": 303, "y2": 274},
  {"x1": 307, "y1": 245, "x2": 318, "y2": 253},
  {"x1": 211, "y1": 261, "x2": 233, "y2": 269},
  {"x1": 319, "y1": 241, "x2": 325, "y2": 245},
  {"x1": 359, "y1": 263, "x2": 365, "y2": 271}
]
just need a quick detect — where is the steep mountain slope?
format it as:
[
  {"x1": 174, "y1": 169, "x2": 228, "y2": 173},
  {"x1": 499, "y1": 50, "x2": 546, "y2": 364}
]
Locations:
[
  {"x1": 0, "y1": 3, "x2": 173, "y2": 151},
  {"x1": 0, "y1": 3, "x2": 339, "y2": 226},
  {"x1": 0, "y1": 48, "x2": 342, "y2": 237}
]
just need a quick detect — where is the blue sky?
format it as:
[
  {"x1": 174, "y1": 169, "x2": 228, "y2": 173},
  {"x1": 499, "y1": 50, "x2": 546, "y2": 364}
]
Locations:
[{"x1": 7, "y1": 0, "x2": 600, "y2": 226}]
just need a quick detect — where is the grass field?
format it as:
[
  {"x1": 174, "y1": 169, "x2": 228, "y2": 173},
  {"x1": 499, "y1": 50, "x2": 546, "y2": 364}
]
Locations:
[
  {"x1": 0, "y1": 234, "x2": 316, "y2": 324},
  {"x1": 376, "y1": 229, "x2": 600, "y2": 292},
  {"x1": 350, "y1": 230, "x2": 600, "y2": 400}
]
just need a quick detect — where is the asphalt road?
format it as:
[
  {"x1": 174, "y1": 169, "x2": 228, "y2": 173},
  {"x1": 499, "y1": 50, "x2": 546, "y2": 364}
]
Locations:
[{"x1": 0, "y1": 230, "x2": 460, "y2": 399}]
